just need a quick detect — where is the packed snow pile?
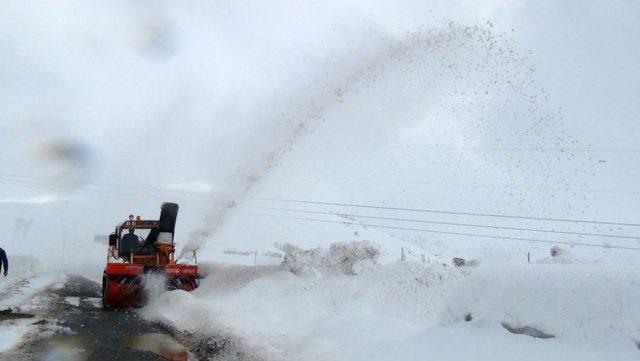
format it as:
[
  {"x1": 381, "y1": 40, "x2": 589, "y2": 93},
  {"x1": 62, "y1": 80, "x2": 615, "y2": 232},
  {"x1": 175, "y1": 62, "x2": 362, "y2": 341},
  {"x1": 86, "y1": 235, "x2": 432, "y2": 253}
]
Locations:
[
  {"x1": 282, "y1": 240, "x2": 381, "y2": 276},
  {"x1": 0, "y1": 255, "x2": 56, "y2": 310},
  {"x1": 0, "y1": 254, "x2": 40, "y2": 280},
  {"x1": 143, "y1": 242, "x2": 460, "y2": 361},
  {"x1": 0, "y1": 254, "x2": 64, "y2": 353},
  {"x1": 378, "y1": 262, "x2": 640, "y2": 361},
  {"x1": 442, "y1": 263, "x2": 640, "y2": 345},
  {"x1": 142, "y1": 242, "x2": 640, "y2": 361}
]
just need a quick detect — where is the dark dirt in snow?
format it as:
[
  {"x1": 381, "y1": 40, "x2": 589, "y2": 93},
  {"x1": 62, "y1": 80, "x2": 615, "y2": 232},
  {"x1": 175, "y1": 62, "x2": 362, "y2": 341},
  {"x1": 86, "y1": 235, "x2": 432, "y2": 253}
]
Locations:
[
  {"x1": 2, "y1": 276, "x2": 196, "y2": 361},
  {"x1": 0, "y1": 309, "x2": 35, "y2": 321},
  {"x1": 501, "y1": 322, "x2": 555, "y2": 339}
]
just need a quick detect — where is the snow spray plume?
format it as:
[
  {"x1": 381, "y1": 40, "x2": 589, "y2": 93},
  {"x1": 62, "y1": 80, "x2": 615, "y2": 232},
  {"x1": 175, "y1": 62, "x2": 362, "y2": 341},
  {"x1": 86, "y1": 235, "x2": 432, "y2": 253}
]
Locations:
[
  {"x1": 183, "y1": 23, "x2": 583, "y2": 255},
  {"x1": 141, "y1": 272, "x2": 168, "y2": 307}
]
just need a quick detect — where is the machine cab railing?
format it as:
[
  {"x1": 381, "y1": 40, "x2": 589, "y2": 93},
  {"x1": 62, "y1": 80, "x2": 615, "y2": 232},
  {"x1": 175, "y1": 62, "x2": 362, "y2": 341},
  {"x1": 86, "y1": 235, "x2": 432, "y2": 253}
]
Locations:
[{"x1": 108, "y1": 218, "x2": 175, "y2": 266}]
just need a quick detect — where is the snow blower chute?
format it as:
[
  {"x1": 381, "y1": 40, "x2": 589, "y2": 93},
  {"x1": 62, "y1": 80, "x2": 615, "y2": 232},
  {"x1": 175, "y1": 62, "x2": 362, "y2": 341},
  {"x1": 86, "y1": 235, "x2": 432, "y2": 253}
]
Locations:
[{"x1": 102, "y1": 202, "x2": 199, "y2": 309}]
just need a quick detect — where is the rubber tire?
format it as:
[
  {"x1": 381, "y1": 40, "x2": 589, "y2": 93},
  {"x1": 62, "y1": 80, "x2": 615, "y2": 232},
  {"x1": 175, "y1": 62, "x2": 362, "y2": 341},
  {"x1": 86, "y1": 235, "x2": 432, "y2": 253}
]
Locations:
[
  {"x1": 159, "y1": 202, "x2": 179, "y2": 235},
  {"x1": 101, "y1": 273, "x2": 111, "y2": 310}
]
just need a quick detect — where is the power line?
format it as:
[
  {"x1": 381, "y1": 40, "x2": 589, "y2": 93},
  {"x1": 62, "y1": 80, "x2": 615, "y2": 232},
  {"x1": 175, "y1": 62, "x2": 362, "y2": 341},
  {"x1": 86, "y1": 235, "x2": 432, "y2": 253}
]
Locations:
[
  {"x1": 4, "y1": 170, "x2": 638, "y2": 199},
  {"x1": 0, "y1": 173, "x2": 231, "y2": 205},
  {"x1": 0, "y1": 178, "x2": 166, "y2": 202},
  {"x1": 4, "y1": 171, "x2": 640, "y2": 251},
  {"x1": 0, "y1": 172, "x2": 211, "y2": 196},
  {"x1": 302, "y1": 145, "x2": 640, "y2": 153},
  {"x1": 252, "y1": 197, "x2": 640, "y2": 227},
  {"x1": 3, "y1": 170, "x2": 639, "y2": 228},
  {"x1": 247, "y1": 205, "x2": 640, "y2": 240},
  {"x1": 382, "y1": 146, "x2": 640, "y2": 153},
  {"x1": 4, "y1": 173, "x2": 636, "y2": 240},
  {"x1": 242, "y1": 212, "x2": 640, "y2": 251},
  {"x1": 296, "y1": 175, "x2": 640, "y2": 195},
  {"x1": 0, "y1": 177, "x2": 203, "y2": 204},
  {"x1": 0, "y1": 178, "x2": 230, "y2": 211}
]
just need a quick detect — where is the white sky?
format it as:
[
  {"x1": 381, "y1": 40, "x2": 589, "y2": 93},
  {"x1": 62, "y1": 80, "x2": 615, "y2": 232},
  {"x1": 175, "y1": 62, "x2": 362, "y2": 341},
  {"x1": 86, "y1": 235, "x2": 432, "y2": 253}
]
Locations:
[{"x1": 0, "y1": 1, "x2": 638, "y2": 270}]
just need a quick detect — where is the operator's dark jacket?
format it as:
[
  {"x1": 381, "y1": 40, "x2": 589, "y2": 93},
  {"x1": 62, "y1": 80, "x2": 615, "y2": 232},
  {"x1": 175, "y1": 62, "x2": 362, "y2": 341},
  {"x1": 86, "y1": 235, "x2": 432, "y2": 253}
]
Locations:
[{"x1": 0, "y1": 247, "x2": 8, "y2": 276}]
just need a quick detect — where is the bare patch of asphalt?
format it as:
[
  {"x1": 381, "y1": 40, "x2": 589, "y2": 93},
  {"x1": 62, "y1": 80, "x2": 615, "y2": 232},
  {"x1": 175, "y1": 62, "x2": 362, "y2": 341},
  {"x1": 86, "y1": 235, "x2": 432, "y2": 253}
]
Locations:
[{"x1": 2, "y1": 276, "x2": 254, "y2": 361}]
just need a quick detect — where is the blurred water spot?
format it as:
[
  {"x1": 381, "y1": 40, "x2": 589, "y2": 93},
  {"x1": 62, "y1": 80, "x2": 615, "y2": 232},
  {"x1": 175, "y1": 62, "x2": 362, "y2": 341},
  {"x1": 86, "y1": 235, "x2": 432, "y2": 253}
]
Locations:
[
  {"x1": 41, "y1": 340, "x2": 86, "y2": 361},
  {"x1": 140, "y1": 19, "x2": 179, "y2": 60},
  {"x1": 125, "y1": 333, "x2": 195, "y2": 361},
  {"x1": 34, "y1": 138, "x2": 95, "y2": 185}
]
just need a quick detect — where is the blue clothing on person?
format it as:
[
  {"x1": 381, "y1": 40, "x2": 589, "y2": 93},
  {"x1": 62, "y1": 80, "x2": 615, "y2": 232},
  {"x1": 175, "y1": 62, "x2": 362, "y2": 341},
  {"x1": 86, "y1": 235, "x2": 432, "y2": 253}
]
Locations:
[{"x1": 0, "y1": 247, "x2": 7, "y2": 277}]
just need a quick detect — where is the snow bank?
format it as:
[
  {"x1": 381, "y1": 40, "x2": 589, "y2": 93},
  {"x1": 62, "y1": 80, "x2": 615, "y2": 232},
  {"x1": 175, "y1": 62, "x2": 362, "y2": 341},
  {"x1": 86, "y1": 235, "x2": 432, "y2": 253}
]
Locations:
[
  {"x1": 0, "y1": 323, "x2": 31, "y2": 354},
  {"x1": 377, "y1": 263, "x2": 640, "y2": 361},
  {"x1": 282, "y1": 240, "x2": 380, "y2": 276},
  {"x1": 442, "y1": 264, "x2": 640, "y2": 356},
  {"x1": 143, "y1": 242, "x2": 460, "y2": 361},
  {"x1": 0, "y1": 255, "x2": 57, "y2": 310},
  {"x1": 0, "y1": 255, "x2": 64, "y2": 353},
  {"x1": 143, "y1": 242, "x2": 640, "y2": 361}
]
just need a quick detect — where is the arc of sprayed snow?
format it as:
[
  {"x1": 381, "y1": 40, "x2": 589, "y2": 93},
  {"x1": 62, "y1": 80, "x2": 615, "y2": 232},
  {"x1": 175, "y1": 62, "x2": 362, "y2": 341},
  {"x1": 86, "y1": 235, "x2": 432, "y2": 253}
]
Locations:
[{"x1": 182, "y1": 23, "x2": 545, "y2": 255}]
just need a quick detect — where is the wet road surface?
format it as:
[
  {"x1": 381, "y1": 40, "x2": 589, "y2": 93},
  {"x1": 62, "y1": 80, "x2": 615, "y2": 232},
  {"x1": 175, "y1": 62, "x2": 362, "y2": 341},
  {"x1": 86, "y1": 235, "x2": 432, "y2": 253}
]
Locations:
[{"x1": 3, "y1": 276, "x2": 194, "y2": 361}]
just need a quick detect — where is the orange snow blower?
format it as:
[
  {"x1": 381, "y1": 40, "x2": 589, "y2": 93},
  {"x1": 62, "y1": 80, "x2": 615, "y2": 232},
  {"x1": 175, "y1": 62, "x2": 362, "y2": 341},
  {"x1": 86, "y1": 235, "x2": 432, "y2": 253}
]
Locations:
[{"x1": 102, "y1": 202, "x2": 198, "y2": 309}]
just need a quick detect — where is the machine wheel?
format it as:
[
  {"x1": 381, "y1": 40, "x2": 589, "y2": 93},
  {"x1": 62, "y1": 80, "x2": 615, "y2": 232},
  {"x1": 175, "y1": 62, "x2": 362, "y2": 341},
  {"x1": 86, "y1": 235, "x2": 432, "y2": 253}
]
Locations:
[
  {"x1": 101, "y1": 274, "x2": 111, "y2": 310},
  {"x1": 159, "y1": 202, "x2": 179, "y2": 235}
]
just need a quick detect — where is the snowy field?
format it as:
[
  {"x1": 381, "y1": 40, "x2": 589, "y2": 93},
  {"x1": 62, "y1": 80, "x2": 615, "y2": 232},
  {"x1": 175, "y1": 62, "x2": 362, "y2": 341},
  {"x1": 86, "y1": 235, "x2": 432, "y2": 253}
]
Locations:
[
  {"x1": 0, "y1": 255, "x2": 64, "y2": 353},
  {"x1": 143, "y1": 242, "x2": 640, "y2": 361},
  {"x1": 1, "y1": 1, "x2": 639, "y2": 360}
]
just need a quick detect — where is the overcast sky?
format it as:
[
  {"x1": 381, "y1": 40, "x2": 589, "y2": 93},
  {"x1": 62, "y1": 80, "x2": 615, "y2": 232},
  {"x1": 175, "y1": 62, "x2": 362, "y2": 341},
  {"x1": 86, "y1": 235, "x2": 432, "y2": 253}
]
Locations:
[{"x1": 0, "y1": 1, "x2": 638, "y2": 270}]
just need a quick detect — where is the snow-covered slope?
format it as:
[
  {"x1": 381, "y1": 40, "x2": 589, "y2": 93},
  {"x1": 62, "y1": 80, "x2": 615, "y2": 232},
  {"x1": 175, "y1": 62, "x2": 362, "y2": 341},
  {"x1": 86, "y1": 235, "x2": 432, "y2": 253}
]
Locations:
[
  {"x1": 0, "y1": 255, "x2": 64, "y2": 353},
  {"x1": 1, "y1": 2, "x2": 639, "y2": 360},
  {"x1": 145, "y1": 243, "x2": 640, "y2": 361}
]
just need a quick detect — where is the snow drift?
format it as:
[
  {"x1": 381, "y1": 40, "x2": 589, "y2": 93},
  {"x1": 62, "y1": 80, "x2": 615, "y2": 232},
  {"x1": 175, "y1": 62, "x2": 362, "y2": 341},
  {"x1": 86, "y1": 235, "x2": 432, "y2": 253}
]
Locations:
[
  {"x1": 0, "y1": 255, "x2": 63, "y2": 354},
  {"x1": 145, "y1": 242, "x2": 640, "y2": 361},
  {"x1": 281, "y1": 240, "x2": 380, "y2": 276},
  {"x1": 1, "y1": 2, "x2": 639, "y2": 360}
]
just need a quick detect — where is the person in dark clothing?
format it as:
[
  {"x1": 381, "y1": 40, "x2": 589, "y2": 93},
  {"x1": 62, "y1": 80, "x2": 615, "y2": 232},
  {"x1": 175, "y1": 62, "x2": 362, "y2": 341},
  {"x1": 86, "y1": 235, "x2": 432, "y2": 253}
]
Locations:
[
  {"x1": 0, "y1": 247, "x2": 8, "y2": 277},
  {"x1": 122, "y1": 228, "x2": 139, "y2": 245},
  {"x1": 119, "y1": 229, "x2": 140, "y2": 258}
]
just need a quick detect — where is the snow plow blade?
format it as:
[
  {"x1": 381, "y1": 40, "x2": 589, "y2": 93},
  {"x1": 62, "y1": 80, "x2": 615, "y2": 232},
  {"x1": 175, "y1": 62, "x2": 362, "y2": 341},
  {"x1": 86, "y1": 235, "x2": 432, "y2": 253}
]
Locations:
[{"x1": 102, "y1": 264, "x2": 199, "y2": 309}]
